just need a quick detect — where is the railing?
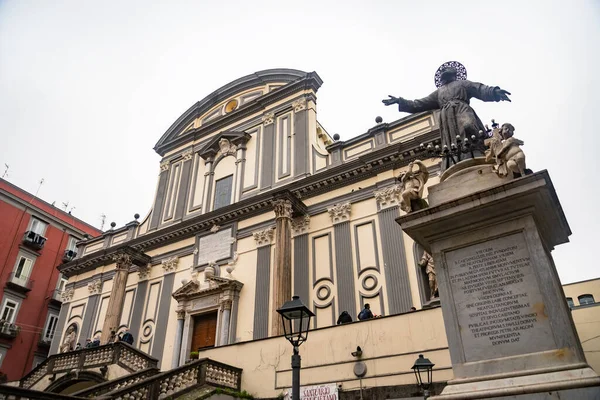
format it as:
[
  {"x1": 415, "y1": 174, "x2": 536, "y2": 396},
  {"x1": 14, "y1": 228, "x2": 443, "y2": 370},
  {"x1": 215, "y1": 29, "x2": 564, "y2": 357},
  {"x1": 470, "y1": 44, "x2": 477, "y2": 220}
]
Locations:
[
  {"x1": 0, "y1": 322, "x2": 19, "y2": 339},
  {"x1": 20, "y1": 343, "x2": 159, "y2": 389},
  {"x1": 71, "y1": 368, "x2": 159, "y2": 398},
  {"x1": 6, "y1": 272, "x2": 33, "y2": 292},
  {"x1": 96, "y1": 358, "x2": 242, "y2": 400},
  {"x1": 22, "y1": 231, "x2": 46, "y2": 250},
  {"x1": 0, "y1": 385, "x2": 88, "y2": 400},
  {"x1": 62, "y1": 249, "x2": 77, "y2": 263}
]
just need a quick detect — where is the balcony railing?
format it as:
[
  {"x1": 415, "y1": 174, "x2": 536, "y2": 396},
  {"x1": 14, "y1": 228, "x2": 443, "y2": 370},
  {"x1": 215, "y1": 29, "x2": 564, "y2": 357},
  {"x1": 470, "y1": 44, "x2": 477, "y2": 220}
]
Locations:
[
  {"x1": 20, "y1": 342, "x2": 159, "y2": 390},
  {"x1": 22, "y1": 231, "x2": 47, "y2": 251},
  {"x1": 92, "y1": 358, "x2": 242, "y2": 399},
  {"x1": 0, "y1": 321, "x2": 20, "y2": 339},
  {"x1": 6, "y1": 271, "x2": 34, "y2": 292},
  {"x1": 62, "y1": 249, "x2": 77, "y2": 263}
]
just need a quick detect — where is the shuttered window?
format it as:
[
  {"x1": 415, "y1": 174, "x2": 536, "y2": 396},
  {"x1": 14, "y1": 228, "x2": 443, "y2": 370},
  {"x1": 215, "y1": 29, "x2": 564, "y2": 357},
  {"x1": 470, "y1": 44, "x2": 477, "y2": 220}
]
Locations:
[
  {"x1": 191, "y1": 312, "x2": 218, "y2": 351},
  {"x1": 213, "y1": 175, "x2": 233, "y2": 210}
]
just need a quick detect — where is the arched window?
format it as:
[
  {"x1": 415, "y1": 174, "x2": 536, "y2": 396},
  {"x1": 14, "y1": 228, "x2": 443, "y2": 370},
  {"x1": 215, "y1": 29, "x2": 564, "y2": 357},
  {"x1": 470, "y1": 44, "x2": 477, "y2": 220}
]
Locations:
[
  {"x1": 578, "y1": 294, "x2": 595, "y2": 306},
  {"x1": 566, "y1": 297, "x2": 574, "y2": 308}
]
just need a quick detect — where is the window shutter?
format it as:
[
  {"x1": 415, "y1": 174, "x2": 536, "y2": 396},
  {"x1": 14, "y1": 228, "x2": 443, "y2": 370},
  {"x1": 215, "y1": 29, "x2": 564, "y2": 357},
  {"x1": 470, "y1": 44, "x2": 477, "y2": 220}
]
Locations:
[{"x1": 213, "y1": 175, "x2": 233, "y2": 210}]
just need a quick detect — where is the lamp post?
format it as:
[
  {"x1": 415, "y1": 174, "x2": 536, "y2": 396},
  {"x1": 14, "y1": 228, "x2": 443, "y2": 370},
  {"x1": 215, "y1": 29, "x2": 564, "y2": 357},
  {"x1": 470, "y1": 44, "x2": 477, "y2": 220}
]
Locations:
[
  {"x1": 277, "y1": 295, "x2": 315, "y2": 400},
  {"x1": 412, "y1": 354, "x2": 434, "y2": 399}
]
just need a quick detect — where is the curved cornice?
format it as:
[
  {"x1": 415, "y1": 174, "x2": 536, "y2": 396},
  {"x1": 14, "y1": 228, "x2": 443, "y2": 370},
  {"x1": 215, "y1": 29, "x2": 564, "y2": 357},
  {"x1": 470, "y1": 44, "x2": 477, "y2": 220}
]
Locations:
[{"x1": 154, "y1": 69, "x2": 322, "y2": 156}]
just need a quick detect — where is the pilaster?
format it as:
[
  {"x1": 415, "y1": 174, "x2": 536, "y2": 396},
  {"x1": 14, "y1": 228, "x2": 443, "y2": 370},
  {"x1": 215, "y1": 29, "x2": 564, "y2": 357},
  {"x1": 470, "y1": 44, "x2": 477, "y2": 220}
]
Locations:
[{"x1": 271, "y1": 199, "x2": 293, "y2": 336}]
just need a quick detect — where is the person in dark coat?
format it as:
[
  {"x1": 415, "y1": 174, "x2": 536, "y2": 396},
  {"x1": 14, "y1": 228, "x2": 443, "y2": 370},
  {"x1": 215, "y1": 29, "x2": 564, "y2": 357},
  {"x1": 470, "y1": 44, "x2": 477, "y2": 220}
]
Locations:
[
  {"x1": 337, "y1": 311, "x2": 352, "y2": 325},
  {"x1": 120, "y1": 328, "x2": 134, "y2": 345},
  {"x1": 358, "y1": 304, "x2": 374, "y2": 321}
]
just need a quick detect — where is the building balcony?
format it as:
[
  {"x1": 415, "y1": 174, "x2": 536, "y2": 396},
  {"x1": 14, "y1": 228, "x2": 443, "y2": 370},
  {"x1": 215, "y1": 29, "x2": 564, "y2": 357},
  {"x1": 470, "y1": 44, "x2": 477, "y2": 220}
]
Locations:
[
  {"x1": 0, "y1": 321, "x2": 20, "y2": 339},
  {"x1": 62, "y1": 249, "x2": 77, "y2": 263},
  {"x1": 22, "y1": 231, "x2": 46, "y2": 251},
  {"x1": 6, "y1": 271, "x2": 33, "y2": 293}
]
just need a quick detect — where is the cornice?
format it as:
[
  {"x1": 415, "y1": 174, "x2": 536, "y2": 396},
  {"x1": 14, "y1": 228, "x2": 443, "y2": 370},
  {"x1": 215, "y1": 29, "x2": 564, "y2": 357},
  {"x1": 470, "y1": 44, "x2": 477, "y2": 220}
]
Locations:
[{"x1": 58, "y1": 245, "x2": 151, "y2": 278}]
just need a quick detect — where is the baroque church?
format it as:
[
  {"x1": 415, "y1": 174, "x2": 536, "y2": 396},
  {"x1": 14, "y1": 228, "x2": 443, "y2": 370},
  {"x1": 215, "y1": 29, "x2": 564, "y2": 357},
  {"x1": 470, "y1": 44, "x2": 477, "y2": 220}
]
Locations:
[{"x1": 15, "y1": 69, "x2": 598, "y2": 399}]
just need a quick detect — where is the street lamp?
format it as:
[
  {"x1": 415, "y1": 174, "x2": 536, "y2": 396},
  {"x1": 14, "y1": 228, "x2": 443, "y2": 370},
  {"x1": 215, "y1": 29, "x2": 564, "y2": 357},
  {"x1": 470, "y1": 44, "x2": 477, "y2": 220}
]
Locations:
[
  {"x1": 277, "y1": 295, "x2": 315, "y2": 400},
  {"x1": 412, "y1": 354, "x2": 434, "y2": 399}
]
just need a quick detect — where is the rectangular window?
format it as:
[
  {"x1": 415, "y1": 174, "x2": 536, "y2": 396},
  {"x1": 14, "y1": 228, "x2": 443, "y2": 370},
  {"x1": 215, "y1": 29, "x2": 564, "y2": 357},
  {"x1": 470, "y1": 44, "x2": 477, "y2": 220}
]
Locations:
[
  {"x1": 29, "y1": 217, "x2": 48, "y2": 235},
  {"x1": 1, "y1": 300, "x2": 18, "y2": 323},
  {"x1": 56, "y1": 275, "x2": 68, "y2": 292},
  {"x1": 213, "y1": 175, "x2": 233, "y2": 210},
  {"x1": 14, "y1": 255, "x2": 34, "y2": 280},
  {"x1": 44, "y1": 314, "x2": 59, "y2": 341},
  {"x1": 66, "y1": 236, "x2": 78, "y2": 251}
]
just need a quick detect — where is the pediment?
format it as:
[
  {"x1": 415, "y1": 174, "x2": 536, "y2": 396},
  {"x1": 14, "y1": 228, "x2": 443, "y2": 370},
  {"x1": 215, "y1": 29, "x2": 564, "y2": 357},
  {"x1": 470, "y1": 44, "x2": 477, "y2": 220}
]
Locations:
[
  {"x1": 172, "y1": 277, "x2": 243, "y2": 302},
  {"x1": 198, "y1": 131, "x2": 251, "y2": 161},
  {"x1": 153, "y1": 69, "x2": 322, "y2": 156}
]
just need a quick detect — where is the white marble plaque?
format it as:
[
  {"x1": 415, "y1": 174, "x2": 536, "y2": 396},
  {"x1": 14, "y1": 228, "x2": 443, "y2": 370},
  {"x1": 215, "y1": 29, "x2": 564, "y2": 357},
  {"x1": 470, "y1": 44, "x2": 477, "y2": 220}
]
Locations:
[
  {"x1": 197, "y1": 227, "x2": 234, "y2": 266},
  {"x1": 446, "y1": 232, "x2": 555, "y2": 362}
]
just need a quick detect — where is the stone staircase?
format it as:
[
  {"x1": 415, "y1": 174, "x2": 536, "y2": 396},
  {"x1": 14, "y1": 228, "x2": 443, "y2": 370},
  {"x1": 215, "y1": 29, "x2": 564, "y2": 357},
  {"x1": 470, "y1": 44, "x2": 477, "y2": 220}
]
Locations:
[{"x1": 3, "y1": 344, "x2": 242, "y2": 400}]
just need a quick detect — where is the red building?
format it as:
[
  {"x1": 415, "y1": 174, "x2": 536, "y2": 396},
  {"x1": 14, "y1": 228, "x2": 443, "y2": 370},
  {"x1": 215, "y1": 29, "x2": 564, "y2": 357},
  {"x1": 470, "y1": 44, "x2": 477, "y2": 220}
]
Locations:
[{"x1": 0, "y1": 178, "x2": 101, "y2": 381}]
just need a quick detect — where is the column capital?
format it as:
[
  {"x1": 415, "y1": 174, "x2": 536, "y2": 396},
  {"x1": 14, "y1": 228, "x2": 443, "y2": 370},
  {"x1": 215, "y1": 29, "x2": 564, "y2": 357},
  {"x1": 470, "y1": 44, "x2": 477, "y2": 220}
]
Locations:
[
  {"x1": 160, "y1": 160, "x2": 170, "y2": 172},
  {"x1": 292, "y1": 98, "x2": 307, "y2": 113},
  {"x1": 176, "y1": 309, "x2": 186, "y2": 320},
  {"x1": 87, "y1": 279, "x2": 102, "y2": 295},
  {"x1": 162, "y1": 256, "x2": 179, "y2": 273},
  {"x1": 262, "y1": 112, "x2": 275, "y2": 126},
  {"x1": 182, "y1": 149, "x2": 194, "y2": 161},
  {"x1": 374, "y1": 185, "x2": 402, "y2": 210},
  {"x1": 273, "y1": 199, "x2": 293, "y2": 220},
  {"x1": 253, "y1": 227, "x2": 274, "y2": 248},
  {"x1": 61, "y1": 287, "x2": 74, "y2": 303},
  {"x1": 327, "y1": 202, "x2": 352, "y2": 224},
  {"x1": 138, "y1": 265, "x2": 151, "y2": 281},
  {"x1": 112, "y1": 253, "x2": 133, "y2": 270},
  {"x1": 291, "y1": 215, "x2": 310, "y2": 237}
]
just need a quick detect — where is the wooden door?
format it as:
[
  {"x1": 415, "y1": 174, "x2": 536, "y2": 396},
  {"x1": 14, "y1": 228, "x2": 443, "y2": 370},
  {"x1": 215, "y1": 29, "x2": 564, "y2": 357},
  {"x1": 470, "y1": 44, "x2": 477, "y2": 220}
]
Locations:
[{"x1": 191, "y1": 311, "x2": 218, "y2": 351}]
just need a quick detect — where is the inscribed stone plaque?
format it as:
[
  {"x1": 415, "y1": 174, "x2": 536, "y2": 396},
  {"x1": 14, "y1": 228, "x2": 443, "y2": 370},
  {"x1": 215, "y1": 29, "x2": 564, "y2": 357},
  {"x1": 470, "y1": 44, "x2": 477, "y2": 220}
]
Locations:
[
  {"x1": 197, "y1": 228, "x2": 233, "y2": 266},
  {"x1": 446, "y1": 232, "x2": 555, "y2": 362}
]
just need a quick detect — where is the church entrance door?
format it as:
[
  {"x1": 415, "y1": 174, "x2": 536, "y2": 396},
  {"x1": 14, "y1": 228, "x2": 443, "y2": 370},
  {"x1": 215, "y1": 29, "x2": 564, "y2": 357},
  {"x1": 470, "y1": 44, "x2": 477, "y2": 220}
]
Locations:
[{"x1": 191, "y1": 311, "x2": 218, "y2": 351}]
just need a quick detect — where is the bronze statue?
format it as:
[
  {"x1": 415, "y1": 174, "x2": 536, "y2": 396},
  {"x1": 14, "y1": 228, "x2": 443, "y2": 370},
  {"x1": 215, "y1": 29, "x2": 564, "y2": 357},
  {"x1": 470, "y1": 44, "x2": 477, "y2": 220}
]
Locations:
[
  {"x1": 398, "y1": 160, "x2": 429, "y2": 213},
  {"x1": 383, "y1": 61, "x2": 511, "y2": 154},
  {"x1": 419, "y1": 251, "x2": 438, "y2": 301},
  {"x1": 485, "y1": 123, "x2": 526, "y2": 177}
]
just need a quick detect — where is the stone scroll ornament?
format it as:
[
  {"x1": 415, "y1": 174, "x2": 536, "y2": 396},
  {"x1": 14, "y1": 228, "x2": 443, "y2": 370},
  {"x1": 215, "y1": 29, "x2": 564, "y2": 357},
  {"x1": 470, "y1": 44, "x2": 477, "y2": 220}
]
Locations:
[
  {"x1": 484, "y1": 123, "x2": 527, "y2": 178},
  {"x1": 397, "y1": 160, "x2": 429, "y2": 213},
  {"x1": 382, "y1": 61, "x2": 511, "y2": 163}
]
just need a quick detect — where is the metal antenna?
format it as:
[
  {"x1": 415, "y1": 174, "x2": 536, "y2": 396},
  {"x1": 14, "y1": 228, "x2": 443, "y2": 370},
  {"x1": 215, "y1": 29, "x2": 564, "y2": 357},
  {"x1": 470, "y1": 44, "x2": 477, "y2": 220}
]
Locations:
[
  {"x1": 1, "y1": 164, "x2": 8, "y2": 179},
  {"x1": 35, "y1": 178, "x2": 44, "y2": 197},
  {"x1": 62, "y1": 201, "x2": 69, "y2": 211}
]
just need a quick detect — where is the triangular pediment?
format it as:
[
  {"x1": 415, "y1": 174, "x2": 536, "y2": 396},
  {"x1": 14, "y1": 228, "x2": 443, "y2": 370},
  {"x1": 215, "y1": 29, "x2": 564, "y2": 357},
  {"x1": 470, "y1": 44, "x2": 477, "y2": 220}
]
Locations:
[
  {"x1": 153, "y1": 69, "x2": 322, "y2": 156},
  {"x1": 172, "y1": 277, "x2": 243, "y2": 302}
]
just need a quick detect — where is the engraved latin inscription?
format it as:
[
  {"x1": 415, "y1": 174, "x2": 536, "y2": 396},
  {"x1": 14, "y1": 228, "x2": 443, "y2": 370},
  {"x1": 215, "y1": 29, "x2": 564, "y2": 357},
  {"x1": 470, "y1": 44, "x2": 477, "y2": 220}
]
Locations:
[
  {"x1": 197, "y1": 228, "x2": 234, "y2": 266},
  {"x1": 446, "y1": 233, "x2": 555, "y2": 362}
]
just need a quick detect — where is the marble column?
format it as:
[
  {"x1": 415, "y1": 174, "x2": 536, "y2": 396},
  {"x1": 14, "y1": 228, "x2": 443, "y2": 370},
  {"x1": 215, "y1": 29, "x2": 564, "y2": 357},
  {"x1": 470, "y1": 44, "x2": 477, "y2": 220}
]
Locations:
[
  {"x1": 271, "y1": 199, "x2": 293, "y2": 336},
  {"x1": 172, "y1": 309, "x2": 186, "y2": 368},
  {"x1": 219, "y1": 300, "x2": 232, "y2": 346},
  {"x1": 101, "y1": 253, "x2": 132, "y2": 343}
]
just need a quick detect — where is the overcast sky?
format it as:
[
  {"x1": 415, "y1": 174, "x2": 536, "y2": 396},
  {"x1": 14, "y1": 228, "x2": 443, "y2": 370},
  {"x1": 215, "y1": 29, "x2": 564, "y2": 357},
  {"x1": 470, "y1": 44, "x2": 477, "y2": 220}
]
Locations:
[{"x1": 1, "y1": 0, "x2": 598, "y2": 284}]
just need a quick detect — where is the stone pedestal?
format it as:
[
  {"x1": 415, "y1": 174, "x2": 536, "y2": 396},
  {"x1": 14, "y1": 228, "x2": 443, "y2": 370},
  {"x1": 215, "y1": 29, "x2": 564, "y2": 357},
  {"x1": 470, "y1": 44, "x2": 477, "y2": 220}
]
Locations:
[{"x1": 396, "y1": 159, "x2": 600, "y2": 399}]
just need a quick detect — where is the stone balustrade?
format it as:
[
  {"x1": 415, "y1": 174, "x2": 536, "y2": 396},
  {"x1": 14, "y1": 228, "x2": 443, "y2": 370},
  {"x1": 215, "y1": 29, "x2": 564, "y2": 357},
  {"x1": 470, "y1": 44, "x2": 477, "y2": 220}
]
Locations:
[
  {"x1": 97, "y1": 358, "x2": 242, "y2": 400},
  {"x1": 20, "y1": 343, "x2": 158, "y2": 390}
]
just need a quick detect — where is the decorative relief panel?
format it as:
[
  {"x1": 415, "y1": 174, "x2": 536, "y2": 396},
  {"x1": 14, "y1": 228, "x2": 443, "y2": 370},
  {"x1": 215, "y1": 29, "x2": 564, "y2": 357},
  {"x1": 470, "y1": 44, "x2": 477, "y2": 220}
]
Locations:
[{"x1": 327, "y1": 203, "x2": 351, "y2": 224}]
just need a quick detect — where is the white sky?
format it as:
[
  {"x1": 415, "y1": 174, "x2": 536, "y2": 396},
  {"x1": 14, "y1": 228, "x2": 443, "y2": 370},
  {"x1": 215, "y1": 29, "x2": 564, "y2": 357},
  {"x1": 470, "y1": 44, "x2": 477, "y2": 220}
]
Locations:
[{"x1": 1, "y1": 0, "x2": 598, "y2": 284}]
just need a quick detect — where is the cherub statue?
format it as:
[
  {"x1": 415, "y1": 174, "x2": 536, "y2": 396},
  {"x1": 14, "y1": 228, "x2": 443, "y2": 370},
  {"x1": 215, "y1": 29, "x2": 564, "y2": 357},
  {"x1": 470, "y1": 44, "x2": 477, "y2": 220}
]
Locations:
[
  {"x1": 60, "y1": 325, "x2": 77, "y2": 353},
  {"x1": 398, "y1": 160, "x2": 429, "y2": 213},
  {"x1": 419, "y1": 251, "x2": 438, "y2": 301},
  {"x1": 484, "y1": 123, "x2": 526, "y2": 177}
]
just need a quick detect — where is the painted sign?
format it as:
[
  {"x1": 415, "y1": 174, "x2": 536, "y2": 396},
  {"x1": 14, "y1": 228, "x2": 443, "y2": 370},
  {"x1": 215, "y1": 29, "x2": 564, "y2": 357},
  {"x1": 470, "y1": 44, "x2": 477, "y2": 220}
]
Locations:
[{"x1": 284, "y1": 383, "x2": 338, "y2": 400}]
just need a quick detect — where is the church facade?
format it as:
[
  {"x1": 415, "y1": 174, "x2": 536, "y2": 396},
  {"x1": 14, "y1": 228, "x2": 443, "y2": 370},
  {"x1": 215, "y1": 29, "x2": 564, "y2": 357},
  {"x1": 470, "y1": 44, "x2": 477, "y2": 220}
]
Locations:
[{"x1": 45, "y1": 69, "x2": 595, "y2": 398}]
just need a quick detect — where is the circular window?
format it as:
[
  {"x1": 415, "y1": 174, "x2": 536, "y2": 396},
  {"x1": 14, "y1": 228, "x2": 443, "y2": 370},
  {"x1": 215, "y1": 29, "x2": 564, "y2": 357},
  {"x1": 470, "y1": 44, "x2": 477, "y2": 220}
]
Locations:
[{"x1": 224, "y1": 99, "x2": 238, "y2": 113}]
